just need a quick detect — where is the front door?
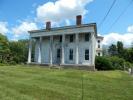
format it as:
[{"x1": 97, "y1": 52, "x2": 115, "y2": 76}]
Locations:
[{"x1": 57, "y1": 49, "x2": 61, "y2": 64}]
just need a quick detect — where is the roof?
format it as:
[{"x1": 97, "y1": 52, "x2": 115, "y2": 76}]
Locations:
[
  {"x1": 96, "y1": 36, "x2": 104, "y2": 40},
  {"x1": 28, "y1": 23, "x2": 97, "y2": 35}
]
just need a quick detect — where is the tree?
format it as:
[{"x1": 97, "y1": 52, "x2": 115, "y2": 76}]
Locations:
[
  {"x1": 108, "y1": 44, "x2": 117, "y2": 56},
  {"x1": 117, "y1": 41, "x2": 124, "y2": 57},
  {"x1": 9, "y1": 39, "x2": 28, "y2": 64},
  {"x1": 131, "y1": 42, "x2": 133, "y2": 49},
  {"x1": 0, "y1": 33, "x2": 11, "y2": 63}
]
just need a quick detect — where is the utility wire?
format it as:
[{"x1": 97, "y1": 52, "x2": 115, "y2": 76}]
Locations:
[
  {"x1": 98, "y1": 0, "x2": 117, "y2": 28},
  {"x1": 106, "y1": 0, "x2": 133, "y2": 32}
]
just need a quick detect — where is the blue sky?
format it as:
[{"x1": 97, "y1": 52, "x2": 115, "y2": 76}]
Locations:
[{"x1": 0, "y1": 0, "x2": 133, "y2": 46}]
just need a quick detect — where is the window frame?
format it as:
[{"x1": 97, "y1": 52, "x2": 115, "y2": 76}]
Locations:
[
  {"x1": 57, "y1": 49, "x2": 61, "y2": 58},
  {"x1": 70, "y1": 35, "x2": 74, "y2": 43},
  {"x1": 85, "y1": 49, "x2": 89, "y2": 60},
  {"x1": 98, "y1": 52, "x2": 100, "y2": 56},
  {"x1": 85, "y1": 33, "x2": 90, "y2": 42},
  {"x1": 98, "y1": 40, "x2": 100, "y2": 43},
  {"x1": 98, "y1": 44, "x2": 100, "y2": 48},
  {"x1": 69, "y1": 49, "x2": 73, "y2": 60},
  {"x1": 59, "y1": 36, "x2": 62, "y2": 42}
]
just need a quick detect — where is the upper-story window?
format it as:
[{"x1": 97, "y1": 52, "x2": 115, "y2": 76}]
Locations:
[
  {"x1": 98, "y1": 40, "x2": 100, "y2": 43},
  {"x1": 70, "y1": 35, "x2": 74, "y2": 42},
  {"x1": 85, "y1": 33, "x2": 90, "y2": 41},
  {"x1": 59, "y1": 36, "x2": 62, "y2": 42}
]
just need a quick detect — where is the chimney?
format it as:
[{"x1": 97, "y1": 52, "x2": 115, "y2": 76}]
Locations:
[
  {"x1": 46, "y1": 21, "x2": 51, "y2": 30},
  {"x1": 76, "y1": 15, "x2": 82, "y2": 25}
]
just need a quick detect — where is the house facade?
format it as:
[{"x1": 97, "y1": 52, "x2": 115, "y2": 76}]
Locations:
[{"x1": 28, "y1": 15, "x2": 103, "y2": 70}]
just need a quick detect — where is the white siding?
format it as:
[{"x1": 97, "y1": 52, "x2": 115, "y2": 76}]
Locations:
[{"x1": 34, "y1": 33, "x2": 95, "y2": 66}]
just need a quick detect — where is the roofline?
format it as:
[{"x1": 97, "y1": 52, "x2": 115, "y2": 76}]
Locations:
[
  {"x1": 96, "y1": 36, "x2": 104, "y2": 40},
  {"x1": 28, "y1": 23, "x2": 97, "y2": 34}
]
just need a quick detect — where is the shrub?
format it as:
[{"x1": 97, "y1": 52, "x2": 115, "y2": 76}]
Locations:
[
  {"x1": 108, "y1": 56, "x2": 125, "y2": 70},
  {"x1": 95, "y1": 56, "x2": 113, "y2": 70},
  {"x1": 124, "y1": 61, "x2": 133, "y2": 70}
]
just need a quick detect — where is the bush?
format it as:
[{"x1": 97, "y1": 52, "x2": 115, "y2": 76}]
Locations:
[
  {"x1": 95, "y1": 56, "x2": 113, "y2": 70},
  {"x1": 109, "y1": 56, "x2": 125, "y2": 70},
  {"x1": 124, "y1": 61, "x2": 133, "y2": 70}
]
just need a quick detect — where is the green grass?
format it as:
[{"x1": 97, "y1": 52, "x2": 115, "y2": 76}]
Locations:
[{"x1": 0, "y1": 65, "x2": 133, "y2": 100}]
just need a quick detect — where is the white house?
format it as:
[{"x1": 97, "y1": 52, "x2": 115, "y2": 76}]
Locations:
[{"x1": 28, "y1": 15, "x2": 103, "y2": 70}]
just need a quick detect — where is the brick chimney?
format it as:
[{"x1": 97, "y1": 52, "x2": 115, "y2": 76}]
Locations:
[
  {"x1": 76, "y1": 15, "x2": 82, "y2": 25},
  {"x1": 46, "y1": 21, "x2": 51, "y2": 30}
]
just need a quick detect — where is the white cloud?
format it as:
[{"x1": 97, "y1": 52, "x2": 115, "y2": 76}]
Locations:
[
  {"x1": 12, "y1": 21, "x2": 38, "y2": 35},
  {"x1": 127, "y1": 25, "x2": 133, "y2": 33},
  {"x1": 0, "y1": 21, "x2": 9, "y2": 35},
  {"x1": 102, "y1": 25, "x2": 133, "y2": 47},
  {"x1": 102, "y1": 33, "x2": 133, "y2": 47},
  {"x1": 11, "y1": 21, "x2": 38, "y2": 41},
  {"x1": 36, "y1": 0, "x2": 93, "y2": 23}
]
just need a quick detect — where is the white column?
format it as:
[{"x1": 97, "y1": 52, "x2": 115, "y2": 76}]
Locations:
[
  {"x1": 38, "y1": 37, "x2": 42, "y2": 63},
  {"x1": 61, "y1": 35, "x2": 65, "y2": 64},
  {"x1": 75, "y1": 33, "x2": 79, "y2": 64},
  {"x1": 91, "y1": 33, "x2": 95, "y2": 66},
  {"x1": 28, "y1": 38, "x2": 32, "y2": 63},
  {"x1": 50, "y1": 36, "x2": 53, "y2": 65}
]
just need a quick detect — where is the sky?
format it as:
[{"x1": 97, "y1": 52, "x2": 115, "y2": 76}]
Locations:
[{"x1": 0, "y1": 0, "x2": 133, "y2": 47}]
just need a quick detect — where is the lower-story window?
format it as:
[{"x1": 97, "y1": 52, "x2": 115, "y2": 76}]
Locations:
[
  {"x1": 57, "y1": 49, "x2": 61, "y2": 58},
  {"x1": 98, "y1": 52, "x2": 100, "y2": 56},
  {"x1": 69, "y1": 49, "x2": 73, "y2": 60},
  {"x1": 85, "y1": 49, "x2": 89, "y2": 60}
]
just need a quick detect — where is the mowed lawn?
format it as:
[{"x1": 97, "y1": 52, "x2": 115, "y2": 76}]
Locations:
[{"x1": 0, "y1": 65, "x2": 133, "y2": 100}]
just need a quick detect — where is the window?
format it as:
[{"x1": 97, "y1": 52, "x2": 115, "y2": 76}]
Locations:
[
  {"x1": 85, "y1": 33, "x2": 90, "y2": 41},
  {"x1": 98, "y1": 53, "x2": 100, "y2": 56},
  {"x1": 69, "y1": 49, "x2": 73, "y2": 60},
  {"x1": 98, "y1": 40, "x2": 100, "y2": 43},
  {"x1": 59, "y1": 36, "x2": 62, "y2": 42},
  {"x1": 85, "y1": 49, "x2": 89, "y2": 60},
  {"x1": 57, "y1": 49, "x2": 61, "y2": 58},
  {"x1": 70, "y1": 35, "x2": 74, "y2": 42},
  {"x1": 98, "y1": 44, "x2": 100, "y2": 48}
]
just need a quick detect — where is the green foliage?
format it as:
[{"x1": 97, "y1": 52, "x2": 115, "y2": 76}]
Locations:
[
  {"x1": 109, "y1": 56, "x2": 125, "y2": 70},
  {"x1": 95, "y1": 56, "x2": 132, "y2": 70},
  {"x1": 95, "y1": 56, "x2": 112, "y2": 70},
  {"x1": 108, "y1": 44, "x2": 117, "y2": 56},
  {"x1": 124, "y1": 48, "x2": 133, "y2": 63},
  {"x1": 0, "y1": 33, "x2": 28, "y2": 64},
  {"x1": 9, "y1": 40, "x2": 29, "y2": 64},
  {"x1": 0, "y1": 33, "x2": 11, "y2": 63},
  {"x1": 117, "y1": 41, "x2": 124, "y2": 57}
]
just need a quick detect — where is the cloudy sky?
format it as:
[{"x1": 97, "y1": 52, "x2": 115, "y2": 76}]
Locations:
[{"x1": 0, "y1": 0, "x2": 133, "y2": 46}]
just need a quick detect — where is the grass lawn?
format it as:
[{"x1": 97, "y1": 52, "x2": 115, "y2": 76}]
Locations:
[{"x1": 0, "y1": 65, "x2": 132, "y2": 100}]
